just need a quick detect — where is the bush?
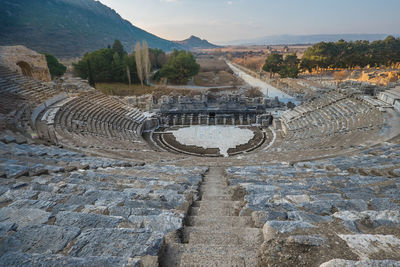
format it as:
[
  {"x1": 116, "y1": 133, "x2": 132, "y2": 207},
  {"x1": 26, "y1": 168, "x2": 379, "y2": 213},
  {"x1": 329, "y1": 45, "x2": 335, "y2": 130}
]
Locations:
[{"x1": 43, "y1": 53, "x2": 67, "y2": 79}]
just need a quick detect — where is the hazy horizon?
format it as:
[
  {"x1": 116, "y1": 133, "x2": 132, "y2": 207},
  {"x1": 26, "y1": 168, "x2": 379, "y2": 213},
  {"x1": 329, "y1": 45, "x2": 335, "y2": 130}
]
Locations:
[{"x1": 99, "y1": 0, "x2": 400, "y2": 44}]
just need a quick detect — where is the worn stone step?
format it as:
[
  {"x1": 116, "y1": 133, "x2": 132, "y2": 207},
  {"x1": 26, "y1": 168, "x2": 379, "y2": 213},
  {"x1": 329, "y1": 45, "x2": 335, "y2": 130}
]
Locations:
[
  {"x1": 183, "y1": 227, "x2": 262, "y2": 247},
  {"x1": 193, "y1": 200, "x2": 241, "y2": 209},
  {"x1": 187, "y1": 216, "x2": 253, "y2": 228},
  {"x1": 179, "y1": 254, "x2": 246, "y2": 267},
  {"x1": 191, "y1": 206, "x2": 236, "y2": 216},
  {"x1": 201, "y1": 194, "x2": 231, "y2": 201},
  {"x1": 201, "y1": 185, "x2": 227, "y2": 191},
  {"x1": 162, "y1": 243, "x2": 258, "y2": 267}
]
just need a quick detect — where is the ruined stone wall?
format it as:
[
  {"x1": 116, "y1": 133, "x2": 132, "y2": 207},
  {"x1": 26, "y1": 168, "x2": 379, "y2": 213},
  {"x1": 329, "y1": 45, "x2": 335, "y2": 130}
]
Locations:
[{"x1": 0, "y1": 45, "x2": 51, "y2": 82}]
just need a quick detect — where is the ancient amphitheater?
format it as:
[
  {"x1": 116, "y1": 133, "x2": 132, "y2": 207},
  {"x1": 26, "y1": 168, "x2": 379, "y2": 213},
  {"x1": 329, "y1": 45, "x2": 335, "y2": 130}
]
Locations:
[{"x1": 1, "y1": 46, "x2": 400, "y2": 267}]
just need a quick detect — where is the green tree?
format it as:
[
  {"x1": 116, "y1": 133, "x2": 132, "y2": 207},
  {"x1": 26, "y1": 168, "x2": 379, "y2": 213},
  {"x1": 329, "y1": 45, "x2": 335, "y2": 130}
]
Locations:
[
  {"x1": 279, "y1": 53, "x2": 300, "y2": 78},
  {"x1": 112, "y1": 40, "x2": 126, "y2": 59},
  {"x1": 87, "y1": 59, "x2": 95, "y2": 87},
  {"x1": 300, "y1": 37, "x2": 400, "y2": 70},
  {"x1": 42, "y1": 53, "x2": 67, "y2": 79},
  {"x1": 262, "y1": 53, "x2": 283, "y2": 78},
  {"x1": 160, "y1": 50, "x2": 200, "y2": 84}
]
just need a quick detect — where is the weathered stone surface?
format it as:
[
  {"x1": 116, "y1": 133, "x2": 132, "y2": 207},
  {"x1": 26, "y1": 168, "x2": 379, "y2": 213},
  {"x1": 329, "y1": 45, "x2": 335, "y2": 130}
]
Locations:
[
  {"x1": 0, "y1": 208, "x2": 51, "y2": 228},
  {"x1": 252, "y1": 211, "x2": 287, "y2": 228},
  {"x1": 68, "y1": 228, "x2": 163, "y2": 257},
  {"x1": 320, "y1": 259, "x2": 400, "y2": 267},
  {"x1": 338, "y1": 234, "x2": 400, "y2": 260},
  {"x1": 0, "y1": 45, "x2": 51, "y2": 81},
  {"x1": 333, "y1": 210, "x2": 400, "y2": 227},
  {"x1": 263, "y1": 221, "x2": 316, "y2": 241},
  {"x1": 55, "y1": 211, "x2": 124, "y2": 230},
  {"x1": 8, "y1": 199, "x2": 55, "y2": 210},
  {"x1": 0, "y1": 225, "x2": 80, "y2": 254},
  {"x1": 4, "y1": 164, "x2": 30, "y2": 179},
  {"x1": 0, "y1": 252, "x2": 141, "y2": 267},
  {"x1": 128, "y1": 210, "x2": 184, "y2": 233},
  {"x1": 287, "y1": 235, "x2": 327, "y2": 246},
  {"x1": 288, "y1": 211, "x2": 333, "y2": 223},
  {"x1": 0, "y1": 222, "x2": 17, "y2": 238}
]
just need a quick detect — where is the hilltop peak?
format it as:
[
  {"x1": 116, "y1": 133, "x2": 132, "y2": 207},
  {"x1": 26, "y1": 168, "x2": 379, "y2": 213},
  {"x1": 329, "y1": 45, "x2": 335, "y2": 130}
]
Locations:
[{"x1": 175, "y1": 36, "x2": 220, "y2": 50}]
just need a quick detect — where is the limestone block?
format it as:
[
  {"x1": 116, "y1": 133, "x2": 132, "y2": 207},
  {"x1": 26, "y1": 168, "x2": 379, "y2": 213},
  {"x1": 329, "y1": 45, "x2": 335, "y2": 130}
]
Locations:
[
  {"x1": 0, "y1": 45, "x2": 51, "y2": 82},
  {"x1": 263, "y1": 221, "x2": 316, "y2": 241},
  {"x1": 0, "y1": 207, "x2": 51, "y2": 228},
  {"x1": 0, "y1": 252, "x2": 141, "y2": 267},
  {"x1": 320, "y1": 259, "x2": 400, "y2": 267},
  {"x1": 0, "y1": 225, "x2": 80, "y2": 254}
]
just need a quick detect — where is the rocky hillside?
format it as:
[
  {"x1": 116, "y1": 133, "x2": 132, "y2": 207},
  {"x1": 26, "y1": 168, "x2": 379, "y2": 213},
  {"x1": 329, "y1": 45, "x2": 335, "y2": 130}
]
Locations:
[
  {"x1": 175, "y1": 36, "x2": 220, "y2": 50},
  {"x1": 0, "y1": 0, "x2": 183, "y2": 58}
]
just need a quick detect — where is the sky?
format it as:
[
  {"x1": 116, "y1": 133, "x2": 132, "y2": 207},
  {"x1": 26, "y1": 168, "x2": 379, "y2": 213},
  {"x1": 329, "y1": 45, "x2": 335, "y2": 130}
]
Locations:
[{"x1": 99, "y1": 0, "x2": 400, "y2": 44}]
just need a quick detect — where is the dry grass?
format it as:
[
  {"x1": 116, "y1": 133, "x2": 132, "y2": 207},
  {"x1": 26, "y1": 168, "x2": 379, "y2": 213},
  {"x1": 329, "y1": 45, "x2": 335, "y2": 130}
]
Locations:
[
  {"x1": 194, "y1": 55, "x2": 242, "y2": 86},
  {"x1": 194, "y1": 71, "x2": 242, "y2": 87},
  {"x1": 333, "y1": 70, "x2": 349, "y2": 82},
  {"x1": 196, "y1": 56, "x2": 232, "y2": 73},
  {"x1": 232, "y1": 56, "x2": 268, "y2": 72},
  {"x1": 96, "y1": 83, "x2": 156, "y2": 96}
]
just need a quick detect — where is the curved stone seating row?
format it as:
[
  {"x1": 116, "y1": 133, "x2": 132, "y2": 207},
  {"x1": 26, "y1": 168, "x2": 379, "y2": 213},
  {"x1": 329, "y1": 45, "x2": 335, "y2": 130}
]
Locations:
[
  {"x1": 0, "y1": 139, "x2": 207, "y2": 266},
  {"x1": 0, "y1": 65, "x2": 62, "y2": 106},
  {"x1": 280, "y1": 92, "x2": 384, "y2": 151},
  {"x1": 225, "y1": 141, "x2": 400, "y2": 265},
  {"x1": 52, "y1": 92, "x2": 146, "y2": 148}
]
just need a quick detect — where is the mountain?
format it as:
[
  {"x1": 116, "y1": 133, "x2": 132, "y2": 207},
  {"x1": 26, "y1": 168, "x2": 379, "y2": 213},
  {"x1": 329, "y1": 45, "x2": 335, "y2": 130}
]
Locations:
[
  {"x1": 0, "y1": 0, "x2": 183, "y2": 58},
  {"x1": 174, "y1": 36, "x2": 220, "y2": 50},
  {"x1": 227, "y1": 34, "x2": 398, "y2": 46}
]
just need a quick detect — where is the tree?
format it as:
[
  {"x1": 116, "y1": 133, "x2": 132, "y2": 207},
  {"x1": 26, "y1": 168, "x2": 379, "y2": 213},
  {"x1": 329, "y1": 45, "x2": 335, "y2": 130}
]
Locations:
[
  {"x1": 141, "y1": 41, "x2": 151, "y2": 84},
  {"x1": 112, "y1": 40, "x2": 125, "y2": 59},
  {"x1": 135, "y1": 42, "x2": 144, "y2": 87},
  {"x1": 87, "y1": 59, "x2": 95, "y2": 87},
  {"x1": 300, "y1": 37, "x2": 400, "y2": 70},
  {"x1": 262, "y1": 53, "x2": 283, "y2": 78},
  {"x1": 160, "y1": 50, "x2": 200, "y2": 84},
  {"x1": 43, "y1": 53, "x2": 67, "y2": 79},
  {"x1": 279, "y1": 53, "x2": 299, "y2": 78}
]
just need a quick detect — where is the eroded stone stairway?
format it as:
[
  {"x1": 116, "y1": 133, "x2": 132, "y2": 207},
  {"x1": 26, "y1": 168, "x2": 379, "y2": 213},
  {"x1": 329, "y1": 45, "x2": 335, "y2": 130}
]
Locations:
[{"x1": 161, "y1": 167, "x2": 263, "y2": 266}]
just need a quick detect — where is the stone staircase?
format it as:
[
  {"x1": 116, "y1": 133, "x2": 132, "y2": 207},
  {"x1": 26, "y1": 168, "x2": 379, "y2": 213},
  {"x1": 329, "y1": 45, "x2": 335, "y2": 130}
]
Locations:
[{"x1": 161, "y1": 167, "x2": 263, "y2": 266}]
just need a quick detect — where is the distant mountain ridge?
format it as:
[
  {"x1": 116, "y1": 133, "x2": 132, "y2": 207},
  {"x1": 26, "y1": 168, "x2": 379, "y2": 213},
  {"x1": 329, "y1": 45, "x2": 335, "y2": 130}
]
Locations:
[
  {"x1": 175, "y1": 36, "x2": 220, "y2": 50},
  {"x1": 227, "y1": 34, "x2": 399, "y2": 46},
  {"x1": 0, "y1": 0, "x2": 217, "y2": 58}
]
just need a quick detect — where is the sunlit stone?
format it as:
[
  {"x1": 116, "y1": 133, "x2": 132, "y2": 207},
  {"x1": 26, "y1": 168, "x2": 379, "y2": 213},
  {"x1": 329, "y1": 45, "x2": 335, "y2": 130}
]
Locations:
[{"x1": 172, "y1": 126, "x2": 254, "y2": 157}]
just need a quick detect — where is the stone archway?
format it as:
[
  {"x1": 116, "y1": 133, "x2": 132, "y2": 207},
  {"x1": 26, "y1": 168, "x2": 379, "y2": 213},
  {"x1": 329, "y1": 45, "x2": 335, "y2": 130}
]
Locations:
[
  {"x1": 0, "y1": 46, "x2": 51, "y2": 81},
  {"x1": 16, "y1": 61, "x2": 34, "y2": 78}
]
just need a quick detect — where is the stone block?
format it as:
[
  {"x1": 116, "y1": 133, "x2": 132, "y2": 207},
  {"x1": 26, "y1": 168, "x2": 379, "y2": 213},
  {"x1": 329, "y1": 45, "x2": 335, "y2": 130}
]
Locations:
[
  {"x1": 320, "y1": 259, "x2": 400, "y2": 267},
  {"x1": 0, "y1": 207, "x2": 51, "y2": 228},
  {"x1": 0, "y1": 252, "x2": 141, "y2": 267},
  {"x1": 55, "y1": 211, "x2": 124, "y2": 230},
  {"x1": 263, "y1": 221, "x2": 316, "y2": 241},
  {"x1": 0, "y1": 225, "x2": 80, "y2": 254},
  {"x1": 69, "y1": 228, "x2": 163, "y2": 257}
]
